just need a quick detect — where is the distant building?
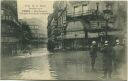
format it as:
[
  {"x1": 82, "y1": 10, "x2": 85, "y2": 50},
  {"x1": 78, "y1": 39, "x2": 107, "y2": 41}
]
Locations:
[
  {"x1": 47, "y1": 1, "x2": 67, "y2": 50},
  {"x1": 1, "y1": 0, "x2": 22, "y2": 56},
  {"x1": 22, "y1": 18, "x2": 47, "y2": 47}
]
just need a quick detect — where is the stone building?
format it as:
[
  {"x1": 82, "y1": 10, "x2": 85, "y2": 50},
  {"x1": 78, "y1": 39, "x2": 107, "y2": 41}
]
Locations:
[
  {"x1": 64, "y1": 20, "x2": 85, "y2": 50},
  {"x1": 47, "y1": 1, "x2": 126, "y2": 50},
  {"x1": 23, "y1": 18, "x2": 47, "y2": 48},
  {"x1": 47, "y1": 1, "x2": 67, "y2": 50},
  {"x1": 1, "y1": 0, "x2": 22, "y2": 56}
]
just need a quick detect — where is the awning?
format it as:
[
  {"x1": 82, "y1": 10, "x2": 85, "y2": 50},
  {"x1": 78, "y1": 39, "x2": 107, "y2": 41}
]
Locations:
[
  {"x1": 1, "y1": 37, "x2": 19, "y2": 43},
  {"x1": 66, "y1": 21, "x2": 84, "y2": 32},
  {"x1": 88, "y1": 33, "x2": 98, "y2": 38},
  {"x1": 64, "y1": 33, "x2": 85, "y2": 39},
  {"x1": 107, "y1": 31, "x2": 124, "y2": 36}
]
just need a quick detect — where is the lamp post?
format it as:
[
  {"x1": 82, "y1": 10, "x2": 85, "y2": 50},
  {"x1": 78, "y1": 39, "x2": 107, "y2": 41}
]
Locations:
[
  {"x1": 81, "y1": 3, "x2": 89, "y2": 46},
  {"x1": 74, "y1": 5, "x2": 77, "y2": 23},
  {"x1": 96, "y1": 2, "x2": 99, "y2": 13},
  {"x1": 73, "y1": 5, "x2": 76, "y2": 49},
  {"x1": 103, "y1": 5, "x2": 112, "y2": 40},
  {"x1": 75, "y1": 34, "x2": 77, "y2": 49}
]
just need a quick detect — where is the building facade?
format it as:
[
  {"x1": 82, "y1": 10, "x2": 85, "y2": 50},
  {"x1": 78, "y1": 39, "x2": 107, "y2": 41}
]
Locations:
[
  {"x1": 47, "y1": 1, "x2": 125, "y2": 50},
  {"x1": 1, "y1": 0, "x2": 22, "y2": 56},
  {"x1": 22, "y1": 18, "x2": 47, "y2": 48},
  {"x1": 29, "y1": 25, "x2": 45, "y2": 45},
  {"x1": 47, "y1": 1, "x2": 67, "y2": 50},
  {"x1": 64, "y1": 20, "x2": 85, "y2": 50}
]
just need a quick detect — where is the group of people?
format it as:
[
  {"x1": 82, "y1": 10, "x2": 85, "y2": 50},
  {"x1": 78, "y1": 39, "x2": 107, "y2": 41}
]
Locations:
[{"x1": 89, "y1": 39, "x2": 124, "y2": 79}]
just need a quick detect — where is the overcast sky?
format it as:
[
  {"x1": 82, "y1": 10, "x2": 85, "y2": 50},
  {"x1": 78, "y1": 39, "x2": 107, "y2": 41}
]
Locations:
[{"x1": 17, "y1": 0, "x2": 54, "y2": 37}]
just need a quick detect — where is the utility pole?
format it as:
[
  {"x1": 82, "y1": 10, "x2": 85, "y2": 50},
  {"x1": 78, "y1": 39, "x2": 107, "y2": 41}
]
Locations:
[
  {"x1": 81, "y1": 3, "x2": 89, "y2": 46},
  {"x1": 103, "y1": 3, "x2": 112, "y2": 40},
  {"x1": 74, "y1": 5, "x2": 77, "y2": 49}
]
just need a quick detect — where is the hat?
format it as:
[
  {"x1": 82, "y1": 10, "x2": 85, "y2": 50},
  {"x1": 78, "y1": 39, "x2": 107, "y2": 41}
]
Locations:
[
  {"x1": 92, "y1": 41, "x2": 96, "y2": 44},
  {"x1": 105, "y1": 41, "x2": 108, "y2": 45},
  {"x1": 116, "y1": 39, "x2": 120, "y2": 44}
]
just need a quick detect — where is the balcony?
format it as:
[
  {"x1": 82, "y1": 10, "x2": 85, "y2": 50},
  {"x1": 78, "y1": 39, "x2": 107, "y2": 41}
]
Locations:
[
  {"x1": 67, "y1": 10, "x2": 94, "y2": 18},
  {"x1": 89, "y1": 20, "x2": 106, "y2": 29}
]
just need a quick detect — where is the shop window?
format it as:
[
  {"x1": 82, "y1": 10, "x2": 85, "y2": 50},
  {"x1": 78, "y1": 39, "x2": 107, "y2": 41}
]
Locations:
[
  {"x1": 83, "y1": 6, "x2": 88, "y2": 13},
  {"x1": 8, "y1": 16, "x2": 11, "y2": 20},
  {"x1": 36, "y1": 25, "x2": 39, "y2": 29},
  {"x1": 1, "y1": 9, "x2": 4, "y2": 15},
  {"x1": 34, "y1": 26, "x2": 36, "y2": 29},
  {"x1": 2, "y1": 15, "x2": 5, "y2": 20},
  {"x1": 5, "y1": 15, "x2": 9, "y2": 20},
  {"x1": 1, "y1": 15, "x2": 4, "y2": 20}
]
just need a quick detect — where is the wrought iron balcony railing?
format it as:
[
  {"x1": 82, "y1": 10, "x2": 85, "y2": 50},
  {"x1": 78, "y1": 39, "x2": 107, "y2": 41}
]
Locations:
[{"x1": 67, "y1": 10, "x2": 94, "y2": 17}]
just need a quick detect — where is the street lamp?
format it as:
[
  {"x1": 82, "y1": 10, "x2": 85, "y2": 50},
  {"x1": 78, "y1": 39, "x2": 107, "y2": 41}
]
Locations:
[
  {"x1": 103, "y1": 4, "x2": 113, "y2": 40},
  {"x1": 74, "y1": 5, "x2": 78, "y2": 23},
  {"x1": 75, "y1": 34, "x2": 77, "y2": 49},
  {"x1": 96, "y1": 2, "x2": 99, "y2": 13}
]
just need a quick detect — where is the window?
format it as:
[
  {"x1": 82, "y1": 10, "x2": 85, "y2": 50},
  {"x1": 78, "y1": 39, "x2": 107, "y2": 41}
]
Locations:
[
  {"x1": 36, "y1": 26, "x2": 39, "y2": 29},
  {"x1": 1, "y1": 9, "x2": 4, "y2": 15},
  {"x1": 58, "y1": 18, "x2": 61, "y2": 26},
  {"x1": 74, "y1": 6, "x2": 80, "y2": 14},
  {"x1": 83, "y1": 6, "x2": 88, "y2": 13},
  {"x1": 9, "y1": 16, "x2": 11, "y2": 20},
  {"x1": 1, "y1": 15, "x2": 5, "y2": 20},
  {"x1": 5, "y1": 15, "x2": 9, "y2": 20},
  {"x1": 63, "y1": 15, "x2": 66, "y2": 23},
  {"x1": 31, "y1": 26, "x2": 34, "y2": 29},
  {"x1": 61, "y1": 17, "x2": 63, "y2": 25},
  {"x1": 35, "y1": 26, "x2": 37, "y2": 29}
]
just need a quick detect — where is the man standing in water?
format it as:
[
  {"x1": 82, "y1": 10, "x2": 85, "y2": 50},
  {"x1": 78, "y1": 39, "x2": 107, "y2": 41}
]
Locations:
[
  {"x1": 101, "y1": 41, "x2": 115, "y2": 79},
  {"x1": 27, "y1": 44, "x2": 32, "y2": 55},
  {"x1": 89, "y1": 41, "x2": 98, "y2": 71},
  {"x1": 113, "y1": 39, "x2": 124, "y2": 73}
]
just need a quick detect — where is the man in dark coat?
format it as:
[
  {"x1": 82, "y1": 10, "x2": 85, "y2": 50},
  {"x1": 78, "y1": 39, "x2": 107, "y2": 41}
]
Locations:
[
  {"x1": 101, "y1": 41, "x2": 115, "y2": 79},
  {"x1": 90, "y1": 41, "x2": 98, "y2": 71},
  {"x1": 113, "y1": 39, "x2": 124, "y2": 72}
]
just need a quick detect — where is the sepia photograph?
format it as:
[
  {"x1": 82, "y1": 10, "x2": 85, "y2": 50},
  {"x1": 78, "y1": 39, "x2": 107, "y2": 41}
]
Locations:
[{"x1": 1, "y1": 0, "x2": 127, "y2": 80}]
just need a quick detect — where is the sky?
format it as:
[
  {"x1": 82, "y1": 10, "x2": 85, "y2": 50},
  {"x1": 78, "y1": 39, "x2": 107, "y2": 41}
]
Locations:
[{"x1": 17, "y1": 0, "x2": 54, "y2": 37}]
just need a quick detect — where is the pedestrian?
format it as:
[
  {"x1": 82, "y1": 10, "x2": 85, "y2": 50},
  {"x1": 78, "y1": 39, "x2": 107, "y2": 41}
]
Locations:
[
  {"x1": 27, "y1": 44, "x2": 32, "y2": 55},
  {"x1": 23, "y1": 44, "x2": 32, "y2": 55},
  {"x1": 89, "y1": 41, "x2": 98, "y2": 71},
  {"x1": 101, "y1": 41, "x2": 115, "y2": 79},
  {"x1": 113, "y1": 39, "x2": 124, "y2": 73}
]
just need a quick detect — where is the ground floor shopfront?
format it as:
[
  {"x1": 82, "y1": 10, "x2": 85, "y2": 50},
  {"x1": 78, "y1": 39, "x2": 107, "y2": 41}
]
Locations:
[
  {"x1": 63, "y1": 38, "x2": 86, "y2": 50},
  {"x1": 1, "y1": 42, "x2": 21, "y2": 56},
  {"x1": 47, "y1": 30, "x2": 125, "y2": 51}
]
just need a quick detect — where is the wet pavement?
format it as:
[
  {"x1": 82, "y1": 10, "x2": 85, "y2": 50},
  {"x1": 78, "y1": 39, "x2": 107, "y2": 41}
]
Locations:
[{"x1": 1, "y1": 47, "x2": 126, "y2": 80}]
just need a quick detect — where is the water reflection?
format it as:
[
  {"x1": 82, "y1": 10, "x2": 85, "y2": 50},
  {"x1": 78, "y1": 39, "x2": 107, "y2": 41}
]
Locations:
[
  {"x1": 48, "y1": 51, "x2": 103, "y2": 80},
  {"x1": 1, "y1": 48, "x2": 54, "y2": 80},
  {"x1": 1, "y1": 47, "x2": 125, "y2": 80}
]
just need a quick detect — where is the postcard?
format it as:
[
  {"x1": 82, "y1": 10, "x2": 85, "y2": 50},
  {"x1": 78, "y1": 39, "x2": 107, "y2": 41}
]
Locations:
[{"x1": 1, "y1": 0, "x2": 127, "y2": 80}]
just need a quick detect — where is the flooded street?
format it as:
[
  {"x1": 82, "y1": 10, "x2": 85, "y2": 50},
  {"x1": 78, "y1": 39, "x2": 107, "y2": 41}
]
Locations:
[
  {"x1": 1, "y1": 47, "x2": 126, "y2": 80},
  {"x1": 1, "y1": 0, "x2": 127, "y2": 80}
]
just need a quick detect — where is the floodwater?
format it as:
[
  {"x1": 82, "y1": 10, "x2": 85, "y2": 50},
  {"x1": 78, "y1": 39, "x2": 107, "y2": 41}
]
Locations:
[{"x1": 1, "y1": 47, "x2": 126, "y2": 80}]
